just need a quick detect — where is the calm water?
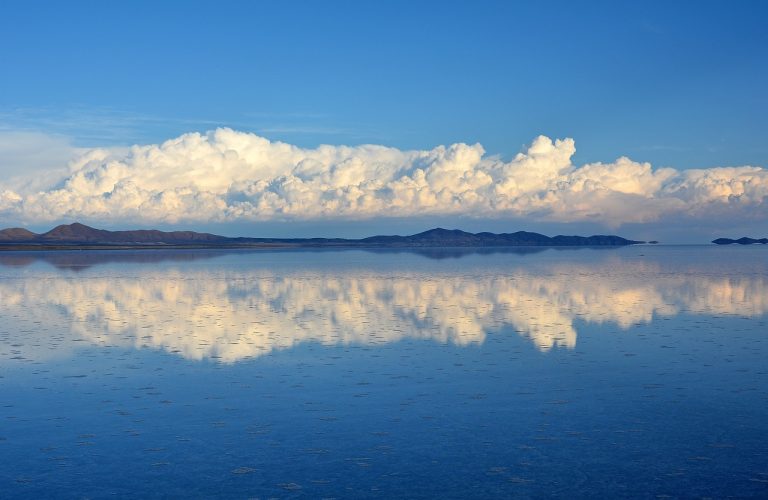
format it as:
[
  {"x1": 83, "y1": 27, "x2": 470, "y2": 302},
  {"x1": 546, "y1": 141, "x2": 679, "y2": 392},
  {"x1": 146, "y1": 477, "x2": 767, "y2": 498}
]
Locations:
[{"x1": 0, "y1": 246, "x2": 766, "y2": 498}]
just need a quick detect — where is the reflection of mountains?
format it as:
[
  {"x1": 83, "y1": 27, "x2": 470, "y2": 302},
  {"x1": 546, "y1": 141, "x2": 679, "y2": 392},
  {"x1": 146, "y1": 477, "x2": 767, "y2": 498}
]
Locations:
[
  {"x1": 2, "y1": 261, "x2": 767, "y2": 363},
  {"x1": 0, "y1": 246, "x2": 588, "y2": 270},
  {"x1": 0, "y1": 249, "x2": 224, "y2": 270}
]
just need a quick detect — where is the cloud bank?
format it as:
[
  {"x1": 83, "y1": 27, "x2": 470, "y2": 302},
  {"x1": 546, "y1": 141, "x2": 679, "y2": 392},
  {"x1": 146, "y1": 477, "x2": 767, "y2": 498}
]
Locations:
[{"x1": 0, "y1": 128, "x2": 765, "y2": 227}]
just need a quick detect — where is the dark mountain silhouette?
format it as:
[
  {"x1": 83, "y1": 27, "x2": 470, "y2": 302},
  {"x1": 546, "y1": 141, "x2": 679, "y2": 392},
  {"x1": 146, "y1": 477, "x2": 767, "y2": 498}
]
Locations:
[
  {"x1": 360, "y1": 227, "x2": 641, "y2": 247},
  {"x1": 712, "y1": 237, "x2": 768, "y2": 245},
  {"x1": 37, "y1": 222, "x2": 228, "y2": 243},
  {"x1": 0, "y1": 222, "x2": 644, "y2": 248}
]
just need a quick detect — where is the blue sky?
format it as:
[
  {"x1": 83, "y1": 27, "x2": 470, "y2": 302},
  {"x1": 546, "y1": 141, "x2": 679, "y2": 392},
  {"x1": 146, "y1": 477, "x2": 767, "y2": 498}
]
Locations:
[{"x1": 0, "y1": 1, "x2": 766, "y2": 241}]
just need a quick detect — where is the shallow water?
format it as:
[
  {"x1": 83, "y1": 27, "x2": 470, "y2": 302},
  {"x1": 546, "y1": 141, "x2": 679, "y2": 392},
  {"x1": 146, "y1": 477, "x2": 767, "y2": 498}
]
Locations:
[{"x1": 1, "y1": 246, "x2": 766, "y2": 498}]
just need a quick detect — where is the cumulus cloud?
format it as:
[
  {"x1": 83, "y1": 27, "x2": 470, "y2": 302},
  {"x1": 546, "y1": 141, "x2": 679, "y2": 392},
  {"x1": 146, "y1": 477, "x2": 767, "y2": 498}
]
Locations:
[{"x1": 0, "y1": 128, "x2": 765, "y2": 226}]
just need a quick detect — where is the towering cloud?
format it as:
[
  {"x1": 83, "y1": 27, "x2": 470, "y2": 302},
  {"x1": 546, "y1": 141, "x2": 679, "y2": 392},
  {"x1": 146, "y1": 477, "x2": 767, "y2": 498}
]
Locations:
[{"x1": 0, "y1": 128, "x2": 765, "y2": 226}]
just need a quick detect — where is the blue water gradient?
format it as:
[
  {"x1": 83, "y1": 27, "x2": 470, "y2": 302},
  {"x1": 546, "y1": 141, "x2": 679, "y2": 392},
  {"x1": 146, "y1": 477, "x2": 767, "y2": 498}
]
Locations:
[{"x1": 0, "y1": 246, "x2": 766, "y2": 498}]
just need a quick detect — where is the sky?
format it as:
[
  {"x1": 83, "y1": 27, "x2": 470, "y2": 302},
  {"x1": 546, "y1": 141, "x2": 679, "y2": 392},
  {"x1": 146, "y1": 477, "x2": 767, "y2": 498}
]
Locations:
[{"x1": 0, "y1": 0, "x2": 766, "y2": 242}]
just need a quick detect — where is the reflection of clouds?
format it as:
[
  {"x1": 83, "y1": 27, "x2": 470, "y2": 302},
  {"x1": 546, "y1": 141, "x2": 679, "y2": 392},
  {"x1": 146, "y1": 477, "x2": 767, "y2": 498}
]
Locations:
[
  {"x1": 677, "y1": 279, "x2": 768, "y2": 317},
  {"x1": 1, "y1": 261, "x2": 767, "y2": 363}
]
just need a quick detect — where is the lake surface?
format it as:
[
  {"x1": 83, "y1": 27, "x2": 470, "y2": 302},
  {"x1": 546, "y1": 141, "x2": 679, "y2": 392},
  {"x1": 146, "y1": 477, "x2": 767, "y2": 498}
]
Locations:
[{"x1": 1, "y1": 246, "x2": 766, "y2": 498}]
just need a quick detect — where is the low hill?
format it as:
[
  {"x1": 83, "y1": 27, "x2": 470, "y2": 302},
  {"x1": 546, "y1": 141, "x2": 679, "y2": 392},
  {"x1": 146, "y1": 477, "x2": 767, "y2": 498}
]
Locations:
[
  {"x1": 0, "y1": 228, "x2": 38, "y2": 240},
  {"x1": 712, "y1": 237, "x2": 768, "y2": 245}
]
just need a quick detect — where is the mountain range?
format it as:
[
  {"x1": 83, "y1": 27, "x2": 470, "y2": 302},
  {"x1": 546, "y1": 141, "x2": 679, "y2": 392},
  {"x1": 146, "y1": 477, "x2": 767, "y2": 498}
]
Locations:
[{"x1": 0, "y1": 222, "x2": 644, "y2": 248}]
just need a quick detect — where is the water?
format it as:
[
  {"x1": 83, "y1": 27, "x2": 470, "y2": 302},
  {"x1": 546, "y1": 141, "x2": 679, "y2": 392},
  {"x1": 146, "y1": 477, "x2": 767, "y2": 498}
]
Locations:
[{"x1": 0, "y1": 246, "x2": 766, "y2": 498}]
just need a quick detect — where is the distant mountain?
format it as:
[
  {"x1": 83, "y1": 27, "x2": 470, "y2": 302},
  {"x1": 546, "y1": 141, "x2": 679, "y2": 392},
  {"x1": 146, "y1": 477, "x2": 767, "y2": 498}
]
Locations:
[
  {"x1": 0, "y1": 222, "x2": 644, "y2": 248},
  {"x1": 712, "y1": 237, "x2": 768, "y2": 245},
  {"x1": 2, "y1": 222, "x2": 229, "y2": 245},
  {"x1": 360, "y1": 227, "x2": 642, "y2": 247},
  {"x1": 0, "y1": 227, "x2": 37, "y2": 240}
]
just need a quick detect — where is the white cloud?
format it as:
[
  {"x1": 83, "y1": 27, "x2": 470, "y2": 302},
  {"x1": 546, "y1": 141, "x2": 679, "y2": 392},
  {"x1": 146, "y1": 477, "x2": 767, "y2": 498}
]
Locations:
[
  {"x1": 0, "y1": 131, "x2": 79, "y2": 192},
  {"x1": 0, "y1": 128, "x2": 765, "y2": 226}
]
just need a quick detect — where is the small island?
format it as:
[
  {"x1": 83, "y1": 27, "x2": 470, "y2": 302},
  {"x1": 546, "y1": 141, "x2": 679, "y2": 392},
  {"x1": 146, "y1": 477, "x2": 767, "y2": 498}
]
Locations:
[
  {"x1": 712, "y1": 237, "x2": 768, "y2": 245},
  {"x1": 0, "y1": 223, "x2": 645, "y2": 250}
]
